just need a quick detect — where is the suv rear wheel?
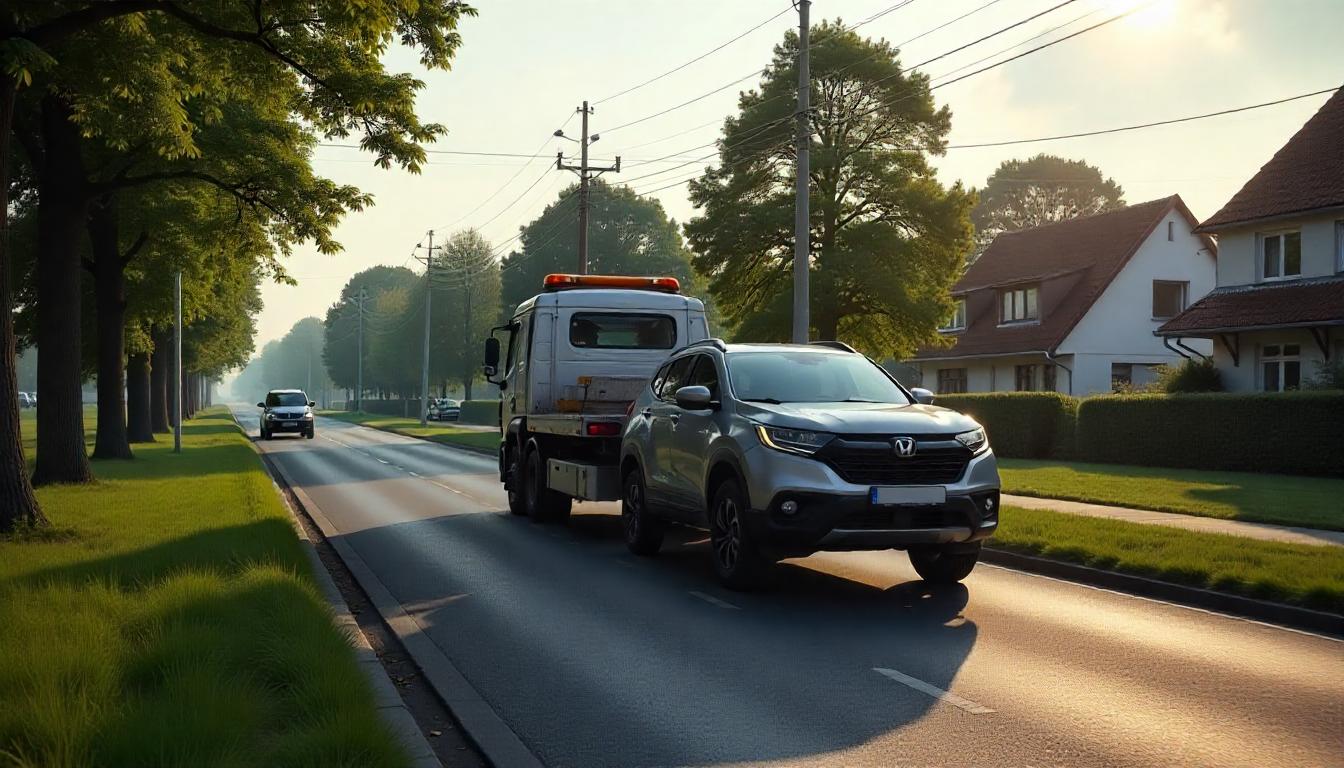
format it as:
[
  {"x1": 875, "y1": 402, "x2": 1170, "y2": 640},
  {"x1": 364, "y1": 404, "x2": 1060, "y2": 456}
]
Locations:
[
  {"x1": 524, "y1": 444, "x2": 571, "y2": 523},
  {"x1": 709, "y1": 478, "x2": 769, "y2": 590},
  {"x1": 908, "y1": 543, "x2": 981, "y2": 583},
  {"x1": 622, "y1": 468, "x2": 663, "y2": 556}
]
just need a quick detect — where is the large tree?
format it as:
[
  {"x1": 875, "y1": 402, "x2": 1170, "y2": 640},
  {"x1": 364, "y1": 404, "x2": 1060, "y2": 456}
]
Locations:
[
  {"x1": 500, "y1": 181, "x2": 698, "y2": 316},
  {"x1": 322, "y1": 265, "x2": 419, "y2": 402},
  {"x1": 685, "y1": 21, "x2": 974, "y2": 356},
  {"x1": 429, "y1": 229, "x2": 500, "y2": 399},
  {"x1": 971, "y1": 154, "x2": 1125, "y2": 252}
]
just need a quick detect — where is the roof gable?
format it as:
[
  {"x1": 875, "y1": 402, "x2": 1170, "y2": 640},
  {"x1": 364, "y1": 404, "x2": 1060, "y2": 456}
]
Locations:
[{"x1": 1199, "y1": 88, "x2": 1344, "y2": 232}]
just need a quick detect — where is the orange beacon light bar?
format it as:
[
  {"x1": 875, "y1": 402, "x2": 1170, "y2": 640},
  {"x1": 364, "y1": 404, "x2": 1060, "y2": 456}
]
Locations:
[{"x1": 542, "y1": 274, "x2": 681, "y2": 293}]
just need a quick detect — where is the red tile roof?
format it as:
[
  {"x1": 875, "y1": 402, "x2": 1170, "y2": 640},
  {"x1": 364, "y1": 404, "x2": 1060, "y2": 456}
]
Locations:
[
  {"x1": 1199, "y1": 88, "x2": 1344, "y2": 232},
  {"x1": 916, "y1": 196, "x2": 1212, "y2": 360},
  {"x1": 1157, "y1": 276, "x2": 1344, "y2": 335}
]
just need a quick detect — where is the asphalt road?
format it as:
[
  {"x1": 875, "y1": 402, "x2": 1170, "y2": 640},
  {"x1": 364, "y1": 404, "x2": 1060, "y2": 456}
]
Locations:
[{"x1": 233, "y1": 407, "x2": 1343, "y2": 768}]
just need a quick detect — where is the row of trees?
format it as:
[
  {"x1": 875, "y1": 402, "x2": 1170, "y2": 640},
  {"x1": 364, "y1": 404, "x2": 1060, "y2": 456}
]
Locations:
[
  {"x1": 0, "y1": 2, "x2": 476, "y2": 533},
  {"x1": 231, "y1": 317, "x2": 335, "y2": 405}
]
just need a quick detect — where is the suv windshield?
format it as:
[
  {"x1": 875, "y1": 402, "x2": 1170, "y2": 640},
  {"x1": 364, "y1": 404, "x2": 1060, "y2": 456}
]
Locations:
[
  {"x1": 726, "y1": 351, "x2": 911, "y2": 404},
  {"x1": 266, "y1": 392, "x2": 308, "y2": 407}
]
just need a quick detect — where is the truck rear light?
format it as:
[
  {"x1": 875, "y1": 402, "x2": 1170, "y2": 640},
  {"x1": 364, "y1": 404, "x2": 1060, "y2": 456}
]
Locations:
[
  {"x1": 586, "y1": 422, "x2": 621, "y2": 436},
  {"x1": 543, "y1": 274, "x2": 681, "y2": 293}
]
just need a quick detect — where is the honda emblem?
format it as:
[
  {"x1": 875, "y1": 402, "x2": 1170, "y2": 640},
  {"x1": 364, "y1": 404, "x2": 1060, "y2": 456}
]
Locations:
[{"x1": 893, "y1": 437, "x2": 916, "y2": 457}]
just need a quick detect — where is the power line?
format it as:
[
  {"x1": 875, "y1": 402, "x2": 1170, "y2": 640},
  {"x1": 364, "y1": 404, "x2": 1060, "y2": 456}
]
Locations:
[{"x1": 926, "y1": 3, "x2": 1104, "y2": 85}]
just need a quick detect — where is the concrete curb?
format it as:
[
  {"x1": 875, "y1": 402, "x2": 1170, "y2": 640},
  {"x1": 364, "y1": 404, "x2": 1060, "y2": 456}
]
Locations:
[{"x1": 982, "y1": 547, "x2": 1344, "y2": 637}]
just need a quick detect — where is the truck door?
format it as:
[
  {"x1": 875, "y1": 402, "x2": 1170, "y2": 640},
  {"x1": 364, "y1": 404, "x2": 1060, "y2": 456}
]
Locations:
[
  {"x1": 671, "y1": 354, "x2": 722, "y2": 517},
  {"x1": 646, "y1": 354, "x2": 695, "y2": 504},
  {"x1": 502, "y1": 313, "x2": 530, "y2": 425}
]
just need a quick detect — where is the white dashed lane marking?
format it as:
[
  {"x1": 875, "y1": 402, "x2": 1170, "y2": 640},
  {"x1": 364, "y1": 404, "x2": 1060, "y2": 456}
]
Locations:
[{"x1": 873, "y1": 667, "x2": 995, "y2": 714}]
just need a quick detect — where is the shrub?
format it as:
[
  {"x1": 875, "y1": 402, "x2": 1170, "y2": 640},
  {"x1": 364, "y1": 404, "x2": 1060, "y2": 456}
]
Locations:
[
  {"x1": 1153, "y1": 358, "x2": 1224, "y2": 393},
  {"x1": 932, "y1": 392, "x2": 1078, "y2": 459},
  {"x1": 356, "y1": 399, "x2": 414, "y2": 417},
  {"x1": 1076, "y1": 391, "x2": 1344, "y2": 476},
  {"x1": 1306, "y1": 359, "x2": 1344, "y2": 390},
  {"x1": 458, "y1": 399, "x2": 500, "y2": 426}
]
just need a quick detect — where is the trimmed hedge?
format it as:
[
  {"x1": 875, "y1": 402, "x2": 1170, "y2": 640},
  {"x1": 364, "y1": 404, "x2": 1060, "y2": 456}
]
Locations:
[
  {"x1": 1076, "y1": 391, "x2": 1344, "y2": 477},
  {"x1": 458, "y1": 399, "x2": 500, "y2": 426},
  {"x1": 354, "y1": 399, "x2": 415, "y2": 417},
  {"x1": 933, "y1": 392, "x2": 1077, "y2": 459}
]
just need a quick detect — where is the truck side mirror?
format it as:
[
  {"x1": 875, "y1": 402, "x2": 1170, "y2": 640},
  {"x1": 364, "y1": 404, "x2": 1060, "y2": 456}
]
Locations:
[
  {"x1": 910, "y1": 387, "x2": 935, "y2": 405},
  {"x1": 484, "y1": 337, "x2": 500, "y2": 373}
]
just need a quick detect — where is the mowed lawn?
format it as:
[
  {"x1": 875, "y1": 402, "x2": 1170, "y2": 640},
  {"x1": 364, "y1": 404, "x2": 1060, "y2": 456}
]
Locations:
[
  {"x1": 998, "y1": 458, "x2": 1344, "y2": 531},
  {"x1": 321, "y1": 411, "x2": 499, "y2": 453},
  {"x1": 0, "y1": 408, "x2": 406, "y2": 767}
]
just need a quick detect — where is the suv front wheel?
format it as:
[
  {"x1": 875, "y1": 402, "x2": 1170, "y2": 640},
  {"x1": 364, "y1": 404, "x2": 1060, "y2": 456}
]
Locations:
[
  {"x1": 709, "y1": 478, "x2": 769, "y2": 590},
  {"x1": 908, "y1": 543, "x2": 981, "y2": 583}
]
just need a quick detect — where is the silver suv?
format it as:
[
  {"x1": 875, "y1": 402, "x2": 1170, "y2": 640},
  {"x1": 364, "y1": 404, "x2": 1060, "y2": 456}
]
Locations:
[{"x1": 619, "y1": 341, "x2": 1000, "y2": 589}]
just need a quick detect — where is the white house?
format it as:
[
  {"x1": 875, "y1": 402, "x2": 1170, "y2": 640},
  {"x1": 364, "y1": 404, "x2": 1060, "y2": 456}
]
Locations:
[
  {"x1": 913, "y1": 195, "x2": 1216, "y2": 395},
  {"x1": 1158, "y1": 88, "x2": 1344, "y2": 391}
]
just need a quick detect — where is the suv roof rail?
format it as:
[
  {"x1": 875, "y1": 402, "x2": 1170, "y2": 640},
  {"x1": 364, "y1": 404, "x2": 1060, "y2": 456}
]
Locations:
[
  {"x1": 685, "y1": 338, "x2": 727, "y2": 351},
  {"x1": 809, "y1": 340, "x2": 857, "y2": 353}
]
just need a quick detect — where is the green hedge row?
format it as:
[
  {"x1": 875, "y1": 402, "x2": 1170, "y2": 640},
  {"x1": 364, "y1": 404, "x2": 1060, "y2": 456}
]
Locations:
[
  {"x1": 1075, "y1": 391, "x2": 1344, "y2": 476},
  {"x1": 933, "y1": 392, "x2": 1077, "y2": 459},
  {"x1": 458, "y1": 400, "x2": 500, "y2": 426}
]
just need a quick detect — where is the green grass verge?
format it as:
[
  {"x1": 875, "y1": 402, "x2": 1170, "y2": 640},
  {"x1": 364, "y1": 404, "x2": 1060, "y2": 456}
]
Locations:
[
  {"x1": 0, "y1": 408, "x2": 407, "y2": 767},
  {"x1": 998, "y1": 458, "x2": 1344, "y2": 531},
  {"x1": 992, "y1": 505, "x2": 1344, "y2": 614},
  {"x1": 321, "y1": 411, "x2": 500, "y2": 453}
]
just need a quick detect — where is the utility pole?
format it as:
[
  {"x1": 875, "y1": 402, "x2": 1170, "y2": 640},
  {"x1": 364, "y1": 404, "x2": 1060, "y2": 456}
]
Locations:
[
  {"x1": 792, "y1": 0, "x2": 811, "y2": 344},
  {"x1": 556, "y1": 102, "x2": 620, "y2": 274},
  {"x1": 415, "y1": 231, "x2": 442, "y2": 426},
  {"x1": 355, "y1": 286, "x2": 366, "y2": 412},
  {"x1": 173, "y1": 270, "x2": 182, "y2": 453}
]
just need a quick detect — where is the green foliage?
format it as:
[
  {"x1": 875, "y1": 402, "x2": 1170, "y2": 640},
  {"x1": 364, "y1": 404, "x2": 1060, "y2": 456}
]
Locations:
[
  {"x1": 685, "y1": 20, "x2": 974, "y2": 356},
  {"x1": 232, "y1": 317, "x2": 333, "y2": 404},
  {"x1": 1076, "y1": 392, "x2": 1344, "y2": 476},
  {"x1": 428, "y1": 229, "x2": 501, "y2": 397},
  {"x1": 934, "y1": 392, "x2": 1077, "y2": 459},
  {"x1": 500, "y1": 181, "x2": 699, "y2": 317},
  {"x1": 1153, "y1": 357, "x2": 1224, "y2": 393},
  {"x1": 458, "y1": 399, "x2": 500, "y2": 426},
  {"x1": 322, "y1": 266, "x2": 419, "y2": 395},
  {"x1": 970, "y1": 154, "x2": 1125, "y2": 252}
]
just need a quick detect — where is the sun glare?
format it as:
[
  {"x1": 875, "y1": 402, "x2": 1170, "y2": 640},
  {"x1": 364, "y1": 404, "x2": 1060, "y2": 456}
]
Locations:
[{"x1": 1108, "y1": 0, "x2": 1178, "y2": 29}]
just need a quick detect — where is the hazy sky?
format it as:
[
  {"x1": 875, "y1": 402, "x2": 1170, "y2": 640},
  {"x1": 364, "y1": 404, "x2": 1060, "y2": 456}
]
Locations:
[{"x1": 253, "y1": 0, "x2": 1344, "y2": 355}]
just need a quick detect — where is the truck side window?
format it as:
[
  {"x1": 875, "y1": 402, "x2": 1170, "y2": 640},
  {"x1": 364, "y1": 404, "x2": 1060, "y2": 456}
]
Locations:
[
  {"x1": 658, "y1": 355, "x2": 696, "y2": 401},
  {"x1": 687, "y1": 355, "x2": 720, "y2": 400}
]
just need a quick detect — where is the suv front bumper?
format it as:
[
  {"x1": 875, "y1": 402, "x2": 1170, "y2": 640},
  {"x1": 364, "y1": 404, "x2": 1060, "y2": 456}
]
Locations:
[{"x1": 740, "y1": 444, "x2": 1000, "y2": 555}]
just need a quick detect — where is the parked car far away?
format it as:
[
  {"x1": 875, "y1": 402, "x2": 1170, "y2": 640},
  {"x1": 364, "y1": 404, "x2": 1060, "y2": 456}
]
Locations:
[
  {"x1": 17, "y1": 392, "x2": 34, "y2": 409},
  {"x1": 428, "y1": 398, "x2": 461, "y2": 421},
  {"x1": 620, "y1": 341, "x2": 1001, "y2": 589},
  {"x1": 257, "y1": 389, "x2": 316, "y2": 440}
]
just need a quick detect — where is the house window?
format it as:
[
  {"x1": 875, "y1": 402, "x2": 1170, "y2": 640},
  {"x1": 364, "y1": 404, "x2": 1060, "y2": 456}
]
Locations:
[
  {"x1": 1111, "y1": 363, "x2": 1133, "y2": 391},
  {"x1": 1152, "y1": 280, "x2": 1188, "y2": 319},
  {"x1": 939, "y1": 300, "x2": 967, "y2": 332},
  {"x1": 1015, "y1": 364, "x2": 1036, "y2": 391},
  {"x1": 1043, "y1": 364, "x2": 1057, "y2": 392},
  {"x1": 1000, "y1": 286, "x2": 1039, "y2": 324},
  {"x1": 1260, "y1": 231, "x2": 1302, "y2": 280},
  {"x1": 937, "y1": 368, "x2": 967, "y2": 394},
  {"x1": 1261, "y1": 344, "x2": 1300, "y2": 392},
  {"x1": 1167, "y1": 221, "x2": 1174, "y2": 241}
]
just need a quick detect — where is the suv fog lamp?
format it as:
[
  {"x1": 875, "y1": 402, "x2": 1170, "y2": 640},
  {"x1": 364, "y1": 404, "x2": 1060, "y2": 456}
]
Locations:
[{"x1": 780, "y1": 500, "x2": 799, "y2": 515}]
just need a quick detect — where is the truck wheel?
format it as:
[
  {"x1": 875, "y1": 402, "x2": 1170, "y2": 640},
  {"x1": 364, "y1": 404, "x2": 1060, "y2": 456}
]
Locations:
[
  {"x1": 622, "y1": 468, "x2": 663, "y2": 556},
  {"x1": 908, "y1": 543, "x2": 981, "y2": 584},
  {"x1": 525, "y1": 445, "x2": 571, "y2": 523},
  {"x1": 709, "y1": 478, "x2": 769, "y2": 590},
  {"x1": 505, "y1": 450, "x2": 527, "y2": 516}
]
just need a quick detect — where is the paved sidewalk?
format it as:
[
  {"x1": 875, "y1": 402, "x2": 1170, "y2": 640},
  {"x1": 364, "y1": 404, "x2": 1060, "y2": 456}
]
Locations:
[{"x1": 1004, "y1": 494, "x2": 1344, "y2": 548}]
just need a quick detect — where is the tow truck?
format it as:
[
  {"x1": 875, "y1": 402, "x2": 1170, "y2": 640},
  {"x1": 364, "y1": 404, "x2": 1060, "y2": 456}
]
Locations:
[{"x1": 483, "y1": 274, "x2": 709, "y2": 521}]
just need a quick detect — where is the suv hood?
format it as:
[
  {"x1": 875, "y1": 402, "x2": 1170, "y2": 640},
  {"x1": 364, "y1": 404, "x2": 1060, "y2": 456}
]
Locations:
[{"x1": 740, "y1": 400, "x2": 979, "y2": 436}]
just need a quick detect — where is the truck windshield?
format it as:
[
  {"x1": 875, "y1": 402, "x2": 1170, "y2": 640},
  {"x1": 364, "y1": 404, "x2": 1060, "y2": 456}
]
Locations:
[
  {"x1": 266, "y1": 392, "x2": 308, "y2": 407},
  {"x1": 726, "y1": 352, "x2": 911, "y2": 405},
  {"x1": 570, "y1": 313, "x2": 675, "y2": 349}
]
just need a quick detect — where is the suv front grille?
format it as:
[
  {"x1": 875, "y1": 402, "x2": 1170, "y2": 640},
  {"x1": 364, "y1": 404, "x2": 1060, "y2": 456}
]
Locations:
[
  {"x1": 837, "y1": 507, "x2": 963, "y2": 530},
  {"x1": 818, "y1": 438, "x2": 970, "y2": 486}
]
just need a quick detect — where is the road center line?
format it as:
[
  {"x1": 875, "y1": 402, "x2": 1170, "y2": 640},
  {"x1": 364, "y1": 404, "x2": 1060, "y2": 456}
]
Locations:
[
  {"x1": 873, "y1": 667, "x2": 995, "y2": 714},
  {"x1": 689, "y1": 591, "x2": 741, "y2": 610}
]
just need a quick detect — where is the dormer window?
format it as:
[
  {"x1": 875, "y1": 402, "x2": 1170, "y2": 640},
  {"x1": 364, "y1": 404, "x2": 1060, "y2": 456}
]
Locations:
[
  {"x1": 940, "y1": 299, "x2": 967, "y2": 332},
  {"x1": 1260, "y1": 230, "x2": 1301, "y2": 280},
  {"x1": 999, "y1": 285, "x2": 1039, "y2": 324}
]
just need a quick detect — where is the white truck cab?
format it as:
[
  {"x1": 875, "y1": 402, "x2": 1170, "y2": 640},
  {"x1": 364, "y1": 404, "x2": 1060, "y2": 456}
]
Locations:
[{"x1": 483, "y1": 274, "x2": 709, "y2": 521}]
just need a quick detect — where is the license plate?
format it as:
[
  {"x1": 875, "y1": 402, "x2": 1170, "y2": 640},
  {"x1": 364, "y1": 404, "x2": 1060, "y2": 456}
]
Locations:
[
  {"x1": 282, "y1": 421, "x2": 297, "y2": 428},
  {"x1": 870, "y1": 486, "x2": 946, "y2": 506}
]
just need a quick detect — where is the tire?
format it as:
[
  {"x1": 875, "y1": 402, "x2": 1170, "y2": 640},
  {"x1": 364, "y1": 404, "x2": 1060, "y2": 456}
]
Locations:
[
  {"x1": 622, "y1": 468, "x2": 664, "y2": 556},
  {"x1": 908, "y1": 543, "x2": 981, "y2": 584},
  {"x1": 524, "y1": 445, "x2": 571, "y2": 523},
  {"x1": 305, "y1": 429, "x2": 315, "y2": 440},
  {"x1": 505, "y1": 449, "x2": 527, "y2": 516},
  {"x1": 708, "y1": 478, "x2": 769, "y2": 590},
  {"x1": 260, "y1": 428, "x2": 271, "y2": 441}
]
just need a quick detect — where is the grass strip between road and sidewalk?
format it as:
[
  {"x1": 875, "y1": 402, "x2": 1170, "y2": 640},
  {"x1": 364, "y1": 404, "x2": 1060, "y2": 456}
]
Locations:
[
  {"x1": 992, "y1": 505, "x2": 1344, "y2": 615},
  {"x1": 0, "y1": 408, "x2": 407, "y2": 767},
  {"x1": 998, "y1": 458, "x2": 1344, "y2": 532},
  {"x1": 321, "y1": 410, "x2": 500, "y2": 453}
]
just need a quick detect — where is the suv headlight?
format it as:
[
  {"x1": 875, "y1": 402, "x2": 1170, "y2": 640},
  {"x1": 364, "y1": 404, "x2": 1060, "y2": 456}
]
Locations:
[
  {"x1": 955, "y1": 427, "x2": 988, "y2": 454},
  {"x1": 756, "y1": 425, "x2": 833, "y2": 455},
  {"x1": 264, "y1": 412, "x2": 277, "y2": 421}
]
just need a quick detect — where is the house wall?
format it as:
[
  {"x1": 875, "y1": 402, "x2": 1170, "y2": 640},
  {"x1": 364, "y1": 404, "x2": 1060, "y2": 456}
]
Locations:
[
  {"x1": 1059, "y1": 208, "x2": 1216, "y2": 373},
  {"x1": 917, "y1": 354, "x2": 1073, "y2": 395},
  {"x1": 1213, "y1": 329, "x2": 1332, "y2": 392},
  {"x1": 1214, "y1": 214, "x2": 1343, "y2": 286}
]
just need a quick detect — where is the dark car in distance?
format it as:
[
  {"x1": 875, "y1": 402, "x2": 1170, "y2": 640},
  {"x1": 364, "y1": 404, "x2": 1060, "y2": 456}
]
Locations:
[{"x1": 258, "y1": 389, "x2": 316, "y2": 440}]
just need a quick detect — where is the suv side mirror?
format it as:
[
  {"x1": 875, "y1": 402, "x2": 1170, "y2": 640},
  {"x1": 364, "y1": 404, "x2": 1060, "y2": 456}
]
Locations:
[
  {"x1": 674, "y1": 385, "x2": 713, "y2": 411},
  {"x1": 910, "y1": 387, "x2": 935, "y2": 405},
  {"x1": 308, "y1": 401, "x2": 316, "y2": 408},
  {"x1": 256, "y1": 402, "x2": 266, "y2": 408}
]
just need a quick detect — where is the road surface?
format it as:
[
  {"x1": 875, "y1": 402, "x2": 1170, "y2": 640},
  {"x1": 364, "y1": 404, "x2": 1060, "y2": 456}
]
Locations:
[{"x1": 232, "y1": 407, "x2": 1343, "y2": 768}]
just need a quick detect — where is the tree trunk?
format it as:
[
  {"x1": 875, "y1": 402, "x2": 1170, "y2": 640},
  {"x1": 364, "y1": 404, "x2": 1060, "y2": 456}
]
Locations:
[
  {"x1": 150, "y1": 330, "x2": 170, "y2": 433},
  {"x1": 463, "y1": 378, "x2": 473, "y2": 400},
  {"x1": 32, "y1": 95, "x2": 93, "y2": 486},
  {"x1": 126, "y1": 352, "x2": 153, "y2": 443},
  {"x1": 0, "y1": 76, "x2": 46, "y2": 531},
  {"x1": 88, "y1": 199, "x2": 132, "y2": 460}
]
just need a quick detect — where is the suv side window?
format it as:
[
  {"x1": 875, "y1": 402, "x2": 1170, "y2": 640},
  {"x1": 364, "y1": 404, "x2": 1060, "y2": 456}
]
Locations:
[
  {"x1": 658, "y1": 355, "x2": 696, "y2": 401},
  {"x1": 650, "y1": 360, "x2": 673, "y2": 396},
  {"x1": 687, "y1": 354, "x2": 720, "y2": 400}
]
